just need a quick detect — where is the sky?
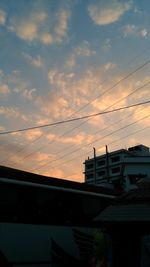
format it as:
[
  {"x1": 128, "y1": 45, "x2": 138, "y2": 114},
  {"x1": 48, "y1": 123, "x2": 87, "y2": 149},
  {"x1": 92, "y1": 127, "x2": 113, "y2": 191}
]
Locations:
[{"x1": 0, "y1": 0, "x2": 150, "y2": 182}]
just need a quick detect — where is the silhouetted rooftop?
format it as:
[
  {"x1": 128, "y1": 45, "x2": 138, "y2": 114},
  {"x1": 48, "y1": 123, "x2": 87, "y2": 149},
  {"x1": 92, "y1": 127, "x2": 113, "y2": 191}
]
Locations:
[{"x1": 0, "y1": 165, "x2": 121, "y2": 197}]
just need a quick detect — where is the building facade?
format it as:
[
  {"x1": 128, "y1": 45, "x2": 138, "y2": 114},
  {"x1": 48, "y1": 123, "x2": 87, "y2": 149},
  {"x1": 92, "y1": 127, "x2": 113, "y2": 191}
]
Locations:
[{"x1": 84, "y1": 144, "x2": 150, "y2": 192}]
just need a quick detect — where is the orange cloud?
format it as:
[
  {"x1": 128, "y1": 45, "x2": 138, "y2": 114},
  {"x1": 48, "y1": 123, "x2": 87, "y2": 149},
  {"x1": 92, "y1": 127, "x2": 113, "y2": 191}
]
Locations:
[
  {"x1": 24, "y1": 129, "x2": 43, "y2": 141},
  {"x1": 0, "y1": 84, "x2": 10, "y2": 95}
]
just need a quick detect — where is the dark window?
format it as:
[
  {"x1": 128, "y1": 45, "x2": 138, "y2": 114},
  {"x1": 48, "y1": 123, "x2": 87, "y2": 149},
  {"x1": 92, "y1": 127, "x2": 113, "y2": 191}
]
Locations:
[
  {"x1": 111, "y1": 167, "x2": 120, "y2": 174},
  {"x1": 98, "y1": 171, "x2": 105, "y2": 177},
  {"x1": 97, "y1": 160, "x2": 105, "y2": 166},
  {"x1": 129, "y1": 175, "x2": 137, "y2": 184},
  {"x1": 17, "y1": 185, "x2": 37, "y2": 223},
  {"x1": 0, "y1": 182, "x2": 18, "y2": 221},
  {"x1": 129, "y1": 174, "x2": 147, "y2": 184},
  {"x1": 86, "y1": 173, "x2": 93, "y2": 179},
  {"x1": 86, "y1": 163, "x2": 94, "y2": 170},
  {"x1": 111, "y1": 156, "x2": 120, "y2": 163}
]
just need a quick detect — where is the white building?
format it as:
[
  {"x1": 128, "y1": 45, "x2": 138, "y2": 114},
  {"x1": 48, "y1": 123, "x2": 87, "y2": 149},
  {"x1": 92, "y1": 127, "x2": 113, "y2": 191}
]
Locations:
[{"x1": 84, "y1": 144, "x2": 150, "y2": 192}]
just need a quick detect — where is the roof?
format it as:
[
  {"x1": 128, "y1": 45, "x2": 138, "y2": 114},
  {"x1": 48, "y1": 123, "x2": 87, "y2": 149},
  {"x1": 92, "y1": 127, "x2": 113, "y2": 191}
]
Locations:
[
  {"x1": 84, "y1": 149, "x2": 126, "y2": 162},
  {"x1": 94, "y1": 185, "x2": 150, "y2": 223},
  {"x1": 116, "y1": 188, "x2": 150, "y2": 203},
  {"x1": 0, "y1": 165, "x2": 121, "y2": 197},
  {"x1": 94, "y1": 203, "x2": 150, "y2": 222},
  {"x1": 84, "y1": 144, "x2": 150, "y2": 163}
]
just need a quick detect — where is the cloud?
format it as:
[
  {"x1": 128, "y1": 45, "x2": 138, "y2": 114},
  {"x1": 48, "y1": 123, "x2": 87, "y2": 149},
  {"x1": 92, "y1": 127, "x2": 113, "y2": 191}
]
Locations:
[
  {"x1": 0, "y1": 84, "x2": 10, "y2": 95},
  {"x1": 36, "y1": 63, "x2": 118, "y2": 121},
  {"x1": 0, "y1": 106, "x2": 27, "y2": 120},
  {"x1": 54, "y1": 9, "x2": 70, "y2": 42},
  {"x1": 88, "y1": 0, "x2": 132, "y2": 25},
  {"x1": 123, "y1": 24, "x2": 149, "y2": 38},
  {"x1": 47, "y1": 132, "x2": 94, "y2": 146},
  {"x1": 75, "y1": 40, "x2": 96, "y2": 57},
  {"x1": 104, "y1": 62, "x2": 116, "y2": 70},
  {"x1": 37, "y1": 94, "x2": 70, "y2": 118},
  {"x1": 35, "y1": 117, "x2": 51, "y2": 126},
  {"x1": 140, "y1": 29, "x2": 149, "y2": 38},
  {"x1": 37, "y1": 62, "x2": 148, "y2": 128},
  {"x1": 0, "y1": 9, "x2": 6, "y2": 25},
  {"x1": 9, "y1": 8, "x2": 70, "y2": 45},
  {"x1": 9, "y1": 11, "x2": 49, "y2": 43},
  {"x1": 0, "y1": 125, "x2": 5, "y2": 131},
  {"x1": 28, "y1": 65, "x2": 149, "y2": 182},
  {"x1": 65, "y1": 54, "x2": 76, "y2": 68},
  {"x1": 0, "y1": 105, "x2": 30, "y2": 125},
  {"x1": 23, "y1": 53, "x2": 44, "y2": 68},
  {"x1": 65, "y1": 41, "x2": 96, "y2": 69},
  {"x1": 24, "y1": 129, "x2": 43, "y2": 141},
  {"x1": 22, "y1": 88, "x2": 37, "y2": 100},
  {"x1": 33, "y1": 152, "x2": 50, "y2": 162},
  {"x1": 7, "y1": 70, "x2": 38, "y2": 101},
  {"x1": 40, "y1": 33, "x2": 53, "y2": 45}
]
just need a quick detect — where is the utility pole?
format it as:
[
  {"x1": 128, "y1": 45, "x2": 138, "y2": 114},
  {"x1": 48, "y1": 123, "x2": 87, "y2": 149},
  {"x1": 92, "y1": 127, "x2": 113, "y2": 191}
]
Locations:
[{"x1": 93, "y1": 147, "x2": 96, "y2": 185}]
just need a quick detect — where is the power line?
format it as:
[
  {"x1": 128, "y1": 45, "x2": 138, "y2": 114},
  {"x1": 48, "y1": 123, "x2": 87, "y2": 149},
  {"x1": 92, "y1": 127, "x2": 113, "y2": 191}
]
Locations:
[
  {"x1": 64, "y1": 56, "x2": 150, "y2": 116},
  {"x1": 4, "y1": 80, "x2": 149, "y2": 169},
  {"x1": 2, "y1": 57, "x2": 149, "y2": 166},
  {"x1": 13, "y1": 99, "x2": 149, "y2": 170},
  {"x1": 30, "y1": 80, "x2": 150, "y2": 166},
  {"x1": 0, "y1": 99, "x2": 150, "y2": 136},
  {"x1": 42, "y1": 108, "x2": 141, "y2": 160},
  {"x1": 35, "y1": 113, "x2": 150, "y2": 171},
  {"x1": 2, "y1": 57, "x2": 150, "y2": 169},
  {"x1": 54, "y1": 125, "x2": 150, "y2": 181},
  {"x1": 1, "y1": 59, "x2": 150, "y2": 137}
]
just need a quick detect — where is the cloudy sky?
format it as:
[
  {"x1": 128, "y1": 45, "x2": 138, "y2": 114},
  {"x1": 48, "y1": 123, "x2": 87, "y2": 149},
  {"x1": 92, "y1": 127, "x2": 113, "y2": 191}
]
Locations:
[{"x1": 0, "y1": 0, "x2": 150, "y2": 182}]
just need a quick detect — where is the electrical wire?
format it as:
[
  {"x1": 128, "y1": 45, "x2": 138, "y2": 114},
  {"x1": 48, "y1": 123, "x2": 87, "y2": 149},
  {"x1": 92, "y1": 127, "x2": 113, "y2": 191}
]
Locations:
[
  {"x1": 2, "y1": 57, "x2": 149, "y2": 167},
  {"x1": 0, "y1": 99, "x2": 149, "y2": 136},
  {"x1": 30, "y1": 81, "x2": 150, "y2": 169},
  {"x1": 34, "y1": 80, "x2": 150, "y2": 166},
  {"x1": 35, "y1": 113, "x2": 150, "y2": 171},
  {"x1": 2, "y1": 95, "x2": 149, "y2": 167},
  {"x1": 58, "y1": 123, "x2": 150, "y2": 181},
  {"x1": 39, "y1": 124, "x2": 150, "y2": 178}
]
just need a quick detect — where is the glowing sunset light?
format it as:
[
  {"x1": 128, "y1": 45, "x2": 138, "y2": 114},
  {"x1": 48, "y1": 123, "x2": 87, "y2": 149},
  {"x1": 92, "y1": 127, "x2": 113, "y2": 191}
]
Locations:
[{"x1": 0, "y1": 0, "x2": 150, "y2": 182}]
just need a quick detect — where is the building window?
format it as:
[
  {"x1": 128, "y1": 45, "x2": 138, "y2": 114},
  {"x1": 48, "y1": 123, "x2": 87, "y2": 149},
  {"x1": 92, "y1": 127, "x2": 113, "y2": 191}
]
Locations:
[
  {"x1": 111, "y1": 156, "x2": 120, "y2": 163},
  {"x1": 86, "y1": 163, "x2": 94, "y2": 170},
  {"x1": 98, "y1": 171, "x2": 105, "y2": 177},
  {"x1": 129, "y1": 174, "x2": 147, "y2": 184},
  {"x1": 128, "y1": 175, "x2": 137, "y2": 184},
  {"x1": 86, "y1": 173, "x2": 93, "y2": 179},
  {"x1": 111, "y1": 167, "x2": 120, "y2": 174},
  {"x1": 97, "y1": 160, "x2": 105, "y2": 166}
]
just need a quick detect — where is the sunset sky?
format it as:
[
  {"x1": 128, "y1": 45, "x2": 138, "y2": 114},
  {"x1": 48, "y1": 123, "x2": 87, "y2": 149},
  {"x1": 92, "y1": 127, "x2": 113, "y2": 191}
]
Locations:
[{"x1": 0, "y1": 0, "x2": 150, "y2": 182}]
